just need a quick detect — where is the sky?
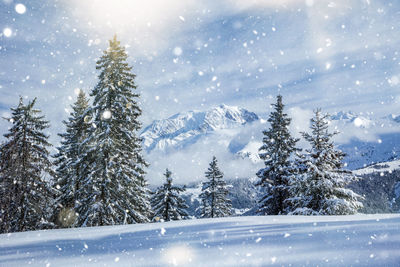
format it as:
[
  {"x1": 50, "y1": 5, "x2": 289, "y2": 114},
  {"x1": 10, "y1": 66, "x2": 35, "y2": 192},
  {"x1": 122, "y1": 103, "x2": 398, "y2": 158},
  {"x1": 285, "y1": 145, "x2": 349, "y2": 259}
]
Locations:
[{"x1": 1, "y1": 0, "x2": 400, "y2": 184}]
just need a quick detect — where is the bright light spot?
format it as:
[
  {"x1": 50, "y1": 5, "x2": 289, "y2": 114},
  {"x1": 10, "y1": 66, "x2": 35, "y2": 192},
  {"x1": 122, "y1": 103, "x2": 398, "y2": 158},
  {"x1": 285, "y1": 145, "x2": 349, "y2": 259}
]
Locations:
[
  {"x1": 255, "y1": 237, "x2": 262, "y2": 243},
  {"x1": 163, "y1": 246, "x2": 194, "y2": 266},
  {"x1": 212, "y1": 76, "x2": 217, "y2": 82},
  {"x1": 353, "y1": 117, "x2": 363, "y2": 127},
  {"x1": 316, "y1": 47, "x2": 323, "y2": 54},
  {"x1": 102, "y1": 110, "x2": 112, "y2": 120},
  {"x1": 325, "y1": 38, "x2": 332, "y2": 47},
  {"x1": 389, "y1": 75, "x2": 399, "y2": 86},
  {"x1": 378, "y1": 139, "x2": 382, "y2": 144},
  {"x1": 271, "y1": 256, "x2": 277, "y2": 263},
  {"x1": 284, "y1": 233, "x2": 291, "y2": 238},
  {"x1": 173, "y1": 47, "x2": 182, "y2": 56},
  {"x1": 84, "y1": 115, "x2": 91, "y2": 123},
  {"x1": 15, "y1": 3, "x2": 26, "y2": 14},
  {"x1": 179, "y1": 16, "x2": 185, "y2": 22},
  {"x1": 155, "y1": 95, "x2": 160, "y2": 101},
  {"x1": 198, "y1": 71, "x2": 204, "y2": 76},
  {"x1": 160, "y1": 228, "x2": 166, "y2": 235},
  {"x1": 74, "y1": 88, "x2": 81, "y2": 95},
  {"x1": 305, "y1": 0, "x2": 314, "y2": 7},
  {"x1": 271, "y1": 27, "x2": 276, "y2": 32},
  {"x1": 114, "y1": 257, "x2": 120, "y2": 262},
  {"x1": 41, "y1": 80, "x2": 46, "y2": 84},
  {"x1": 3, "y1": 28, "x2": 12, "y2": 37},
  {"x1": 325, "y1": 62, "x2": 331, "y2": 70}
]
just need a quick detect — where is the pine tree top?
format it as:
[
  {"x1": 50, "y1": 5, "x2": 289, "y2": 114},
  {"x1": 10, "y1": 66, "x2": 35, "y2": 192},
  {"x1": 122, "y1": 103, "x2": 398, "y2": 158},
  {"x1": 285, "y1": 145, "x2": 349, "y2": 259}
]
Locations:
[
  {"x1": 301, "y1": 108, "x2": 345, "y2": 170},
  {"x1": 4, "y1": 97, "x2": 51, "y2": 147},
  {"x1": 205, "y1": 156, "x2": 224, "y2": 180}
]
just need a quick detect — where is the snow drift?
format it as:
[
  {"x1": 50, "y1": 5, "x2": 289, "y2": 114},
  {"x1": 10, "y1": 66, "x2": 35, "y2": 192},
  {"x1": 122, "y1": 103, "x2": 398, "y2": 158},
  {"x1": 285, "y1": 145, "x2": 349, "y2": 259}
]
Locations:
[{"x1": 1, "y1": 214, "x2": 399, "y2": 266}]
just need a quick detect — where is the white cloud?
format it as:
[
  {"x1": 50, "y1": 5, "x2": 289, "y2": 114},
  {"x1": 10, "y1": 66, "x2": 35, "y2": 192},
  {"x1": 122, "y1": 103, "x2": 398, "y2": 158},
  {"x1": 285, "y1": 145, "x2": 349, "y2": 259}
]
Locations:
[
  {"x1": 145, "y1": 128, "x2": 263, "y2": 185},
  {"x1": 64, "y1": 0, "x2": 204, "y2": 55}
]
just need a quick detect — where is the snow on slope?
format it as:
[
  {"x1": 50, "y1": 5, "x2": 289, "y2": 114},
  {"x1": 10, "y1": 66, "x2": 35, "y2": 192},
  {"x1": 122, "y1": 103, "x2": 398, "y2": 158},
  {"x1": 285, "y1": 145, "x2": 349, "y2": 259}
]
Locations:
[
  {"x1": 141, "y1": 105, "x2": 400, "y2": 175},
  {"x1": 353, "y1": 159, "x2": 400, "y2": 176},
  {"x1": 1, "y1": 214, "x2": 400, "y2": 266},
  {"x1": 140, "y1": 104, "x2": 259, "y2": 152}
]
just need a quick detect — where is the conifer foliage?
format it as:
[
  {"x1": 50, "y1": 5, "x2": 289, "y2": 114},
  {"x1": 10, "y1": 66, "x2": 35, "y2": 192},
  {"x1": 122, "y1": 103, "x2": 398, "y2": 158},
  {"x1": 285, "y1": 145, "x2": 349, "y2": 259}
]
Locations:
[
  {"x1": 53, "y1": 90, "x2": 90, "y2": 227},
  {"x1": 256, "y1": 95, "x2": 299, "y2": 215},
  {"x1": 77, "y1": 36, "x2": 151, "y2": 226},
  {"x1": 0, "y1": 97, "x2": 54, "y2": 233},
  {"x1": 151, "y1": 169, "x2": 188, "y2": 222},
  {"x1": 200, "y1": 156, "x2": 232, "y2": 218},
  {"x1": 288, "y1": 109, "x2": 363, "y2": 215}
]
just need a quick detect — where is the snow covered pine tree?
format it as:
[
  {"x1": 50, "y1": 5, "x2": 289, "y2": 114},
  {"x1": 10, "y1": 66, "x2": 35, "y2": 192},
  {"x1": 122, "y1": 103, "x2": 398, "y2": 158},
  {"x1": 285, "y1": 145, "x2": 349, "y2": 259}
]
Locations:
[
  {"x1": 76, "y1": 35, "x2": 152, "y2": 226},
  {"x1": 0, "y1": 97, "x2": 54, "y2": 233},
  {"x1": 288, "y1": 109, "x2": 363, "y2": 215},
  {"x1": 200, "y1": 156, "x2": 232, "y2": 218},
  {"x1": 151, "y1": 169, "x2": 188, "y2": 222},
  {"x1": 256, "y1": 95, "x2": 299, "y2": 215},
  {"x1": 53, "y1": 90, "x2": 90, "y2": 227}
]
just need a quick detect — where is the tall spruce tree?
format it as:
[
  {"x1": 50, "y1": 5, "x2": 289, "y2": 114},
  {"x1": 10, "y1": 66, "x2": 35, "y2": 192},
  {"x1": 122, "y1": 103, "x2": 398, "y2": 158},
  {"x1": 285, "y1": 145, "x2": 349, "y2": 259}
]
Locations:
[
  {"x1": 256, "y1": 95, "x2": 299, "y2": 215},
  {"x1": 0, "y1": 97, "x2": 54, "y2": 233},
  {"x1": 200, "y1": 156, "x2": 232, "y2": 218},
  {"x1": 287, "y1": 109, "x2": 363, "y2": 215},
  {"x1": 77, "y1": 35, "x2": 151, "y2": 226},
  {"x1": 151, "y1": 169, "x2": 188, "y2": 222},
  {"x1": 53, "y1": 90, "x2": 90, "y2": 227}
]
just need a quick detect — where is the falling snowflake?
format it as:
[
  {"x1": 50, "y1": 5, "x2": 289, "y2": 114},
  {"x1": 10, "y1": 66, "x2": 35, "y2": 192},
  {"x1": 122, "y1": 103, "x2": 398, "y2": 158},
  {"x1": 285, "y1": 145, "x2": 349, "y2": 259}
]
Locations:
[
  {"x1": 15, "y1": 3, "x2": 26, "y2": 14},
  {"x1": 173, "y1": 47, "x2": 183, "y2": 56},
  {"x1": 102, "y1": 110, "x2": 112, "y2": 120},
  {"x1": 3, "y1": 28, "x2": 12, "y2": 37}
]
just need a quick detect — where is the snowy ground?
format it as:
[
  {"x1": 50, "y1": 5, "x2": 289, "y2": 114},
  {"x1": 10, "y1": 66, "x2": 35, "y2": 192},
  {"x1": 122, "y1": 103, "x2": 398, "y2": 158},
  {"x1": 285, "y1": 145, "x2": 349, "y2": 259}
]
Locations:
[{"x1": 1, "y1": 214, "x2": 400, "y2": 266}]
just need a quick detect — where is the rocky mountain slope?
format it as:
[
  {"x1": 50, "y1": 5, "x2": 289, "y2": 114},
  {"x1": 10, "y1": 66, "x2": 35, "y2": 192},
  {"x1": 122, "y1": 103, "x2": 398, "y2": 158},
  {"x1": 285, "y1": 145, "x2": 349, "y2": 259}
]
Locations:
[
  {"x1": 141, "y1": 105, "x2": 400, "y2": 170},
  {"x1": 140, "y1": 104, "x2": 259, "y2": 153}
]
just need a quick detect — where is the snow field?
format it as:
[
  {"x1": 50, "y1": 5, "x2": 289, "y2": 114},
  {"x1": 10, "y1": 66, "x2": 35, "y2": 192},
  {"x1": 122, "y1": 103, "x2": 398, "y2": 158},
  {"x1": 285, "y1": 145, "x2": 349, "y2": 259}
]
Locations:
[{"x1": 1, "y1": 214, "x2": 400, "y2": 266}]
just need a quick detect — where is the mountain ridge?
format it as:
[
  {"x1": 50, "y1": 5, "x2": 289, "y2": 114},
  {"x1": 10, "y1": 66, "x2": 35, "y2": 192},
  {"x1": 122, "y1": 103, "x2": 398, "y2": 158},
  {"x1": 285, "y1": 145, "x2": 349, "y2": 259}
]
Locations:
[{"x1": 140, "y1": 104, "x2": 259, "y2": 153}]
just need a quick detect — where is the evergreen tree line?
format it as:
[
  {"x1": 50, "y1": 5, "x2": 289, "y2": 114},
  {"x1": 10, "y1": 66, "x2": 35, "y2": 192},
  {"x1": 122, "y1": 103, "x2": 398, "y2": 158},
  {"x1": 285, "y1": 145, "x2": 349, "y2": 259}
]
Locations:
[
  {"x1": 256, "y1": 95, "x2": 363, "y2": 215},
  {"x1": 0, "y1": 36, "x2": 362, "y2": 234},
  {"x1": 0, "y1": 36, "x2": 232, "y2": 233}
]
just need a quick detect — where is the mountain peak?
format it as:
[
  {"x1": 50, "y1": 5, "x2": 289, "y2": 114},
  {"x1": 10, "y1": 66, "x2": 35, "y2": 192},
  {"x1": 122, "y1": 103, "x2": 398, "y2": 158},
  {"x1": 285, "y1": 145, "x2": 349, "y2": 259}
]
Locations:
[{"x1": 140, "y1": 104, "x2": 259, "y2": 152}]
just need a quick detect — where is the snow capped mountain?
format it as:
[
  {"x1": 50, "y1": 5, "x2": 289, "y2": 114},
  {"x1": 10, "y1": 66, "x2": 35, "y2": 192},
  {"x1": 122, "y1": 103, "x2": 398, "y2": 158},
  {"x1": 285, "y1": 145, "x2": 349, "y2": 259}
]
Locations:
[
  {"x1": 326, "y1": 110, "x2": 400, "y2": 169},
  {"x1": 387, "y1": 114, "x2": 400, "y2": 124},
  {"x1": 141, "y1": 106, "x2": 400, "y2": 185},
  {"x1": 234, "y1": 141, "x2": 262, "y2": 163},
  {"x1": 140, "y1": 104, "x2": 259, "y2": 152},
  {"x1": 331, "y1": 111, "x2": 374, "y2": 129}
]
